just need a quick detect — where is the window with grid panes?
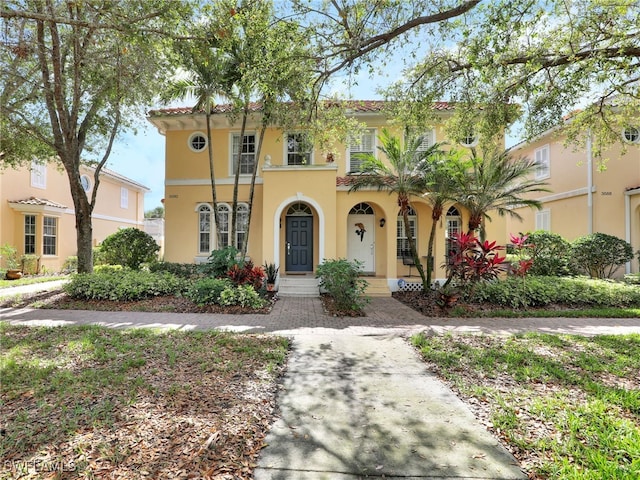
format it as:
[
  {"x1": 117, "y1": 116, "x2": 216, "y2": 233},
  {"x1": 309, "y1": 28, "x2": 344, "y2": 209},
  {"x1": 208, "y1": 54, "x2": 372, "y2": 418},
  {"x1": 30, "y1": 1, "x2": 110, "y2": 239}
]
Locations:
[
  {"x1": 287, "y1": 133, "x2": 312, "y2": 165},
  {"x1": 43, "y1": 216, "x2": 57, "y2": 255},
  {"x1": 25, "y1": 215, "x2": 36, "y2": 254},
  {"x1": 445, "y1": 206, "x2": 461, "y2": 263},
  {"x1": 198, "y1": 204, "x2": 212, "y2": 254},
  {"x1": 232, "y1": 133, "x2": 256, "y2": 174},
  {"x1": 396, "y1": 207, "x2": 417, "y2": 258}
]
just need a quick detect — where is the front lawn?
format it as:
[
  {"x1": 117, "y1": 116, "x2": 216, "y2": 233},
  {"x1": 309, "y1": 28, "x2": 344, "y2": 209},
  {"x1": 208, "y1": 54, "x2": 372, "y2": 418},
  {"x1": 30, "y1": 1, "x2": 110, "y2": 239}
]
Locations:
[
  {"x1": 0, "y1": 275, "x2": 67, "y2": 290},
  {"x1": 412, "y1": 332, "x2": 640, "y2": 479},
  {"x1": 0, "y1": 325, "x2": 289, "y2": 479}
]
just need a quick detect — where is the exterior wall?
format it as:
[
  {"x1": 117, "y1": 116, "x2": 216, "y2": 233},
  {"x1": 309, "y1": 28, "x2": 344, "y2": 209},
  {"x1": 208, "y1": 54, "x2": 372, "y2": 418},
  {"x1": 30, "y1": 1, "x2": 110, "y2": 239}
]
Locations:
[
  {"x1": 508, "y1": 131, "x2": 640, "y2": 275},
  {"x1": 155, "y1": 109, "x2": 490, "y2": 287},
  {"x1": 0, "y1": 162, "x2": 147, "y2": 272}
]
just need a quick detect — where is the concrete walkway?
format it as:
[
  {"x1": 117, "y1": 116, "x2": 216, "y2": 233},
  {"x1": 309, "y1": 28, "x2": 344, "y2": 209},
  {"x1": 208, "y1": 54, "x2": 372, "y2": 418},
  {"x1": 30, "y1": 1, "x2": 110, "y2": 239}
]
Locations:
[{"x1": 2, "y1": 281, "x2": 640, "y2": 479}]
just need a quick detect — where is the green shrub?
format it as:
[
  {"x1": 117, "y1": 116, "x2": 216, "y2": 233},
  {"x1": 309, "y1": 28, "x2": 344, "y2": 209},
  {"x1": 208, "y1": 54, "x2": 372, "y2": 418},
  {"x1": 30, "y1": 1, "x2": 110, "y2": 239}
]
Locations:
[
  {"x1": 470, "y1": 276, "x2": 640, "y2": 308},
  {"x1": 150, "y1": 262, "x2": 201, "y2": 279},
  {"x1": 20, "y1": 254, "x2": 40, "y2": 275},
  {"x1": 185, "y1": 278, "x2": 233, "y2": 306},
  {"x1": 63, "y1": 256, "x2": 78, "y2": 273},
  {"x1": 571, "y1": 233, "x2": 633, "y2": 278},
  {"x1": 64, "y1": 269, "x2": 188, "y2": 301},
  {"x1": 623, "y1": 273, "x2": 640, "y2": 285},
  {"x1": 93, "y1": 247, "x2": 107, "y2": 266},
  {"x1": 100, "y1": 228, "x2": 160, "y2": 270},
  {"x1": 316, "y1": 258, "x2": 369, "y2": 312},
  {"x1": 219, "y1": 284, "x2": 266, "y2": 308},
  {"x1": 524, "y1": 231, "x2": 574, "y2": 276},
  {"x1": 198, "y1": 246, "x2": 242, "y2": 278}
]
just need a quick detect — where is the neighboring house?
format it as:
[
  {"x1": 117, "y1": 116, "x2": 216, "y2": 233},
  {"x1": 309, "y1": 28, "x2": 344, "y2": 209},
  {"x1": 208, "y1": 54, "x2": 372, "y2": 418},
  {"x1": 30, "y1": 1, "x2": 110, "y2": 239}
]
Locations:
[
  {"x1": 0, "y1": 161, "x2": 149, "y2": 273},
  {"x1": 505, "y1": 125, "x2": 640, "y2": 275},
  {"x1": 144, "y1": 216, "x2": 165, "y2": 258},
  {"x1": 147, "y1": 100, "x2": 496, "y2": 294}
]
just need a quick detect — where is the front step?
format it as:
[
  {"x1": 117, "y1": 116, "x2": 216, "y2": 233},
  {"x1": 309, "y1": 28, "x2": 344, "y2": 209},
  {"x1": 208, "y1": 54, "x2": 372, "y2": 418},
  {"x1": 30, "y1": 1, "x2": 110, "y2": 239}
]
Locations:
[
  {"x1": 363, "y1": 277, "x2": 391, "y2": 297},
  {"x1": 277, "y1": 276, "x2": 319, "y2": 297}
]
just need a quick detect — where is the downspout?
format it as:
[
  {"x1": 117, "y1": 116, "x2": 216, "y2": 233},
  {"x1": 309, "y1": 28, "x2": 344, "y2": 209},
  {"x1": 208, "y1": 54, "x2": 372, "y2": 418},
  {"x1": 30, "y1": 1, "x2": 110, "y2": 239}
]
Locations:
[
  {"x1": 624, "y1": 188, "x2": 640, "y2": 274},
  {"x1": 586, "y1": 130, "x2": 593, "y2": 234}
]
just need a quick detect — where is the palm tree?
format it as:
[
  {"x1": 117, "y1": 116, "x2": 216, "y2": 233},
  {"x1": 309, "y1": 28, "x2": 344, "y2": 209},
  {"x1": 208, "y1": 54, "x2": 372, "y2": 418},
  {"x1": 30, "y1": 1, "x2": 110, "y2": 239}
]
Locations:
[
  {"x1": 162, "y1": 38, "x2": 238, "y2": 247},
  {"x1": 418, "y1": 148, "x2": 467, "y2": 287},
  {"x1": 454, "y1": 148, "x2": 550, "y2": 241},
  {"x1": 349, "y1": 128, "x2": 439, "y2": 292}
]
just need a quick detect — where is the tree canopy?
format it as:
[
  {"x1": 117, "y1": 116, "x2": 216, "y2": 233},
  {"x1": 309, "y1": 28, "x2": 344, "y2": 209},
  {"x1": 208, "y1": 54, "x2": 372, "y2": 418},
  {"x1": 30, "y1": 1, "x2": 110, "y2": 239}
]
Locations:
[{"x1": 1, "y1": 0, "x2": 194, "y2": 272}]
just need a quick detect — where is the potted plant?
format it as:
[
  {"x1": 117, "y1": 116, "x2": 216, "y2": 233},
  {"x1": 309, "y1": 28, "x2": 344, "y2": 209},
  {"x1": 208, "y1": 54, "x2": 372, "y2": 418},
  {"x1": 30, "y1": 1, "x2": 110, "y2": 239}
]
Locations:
[
  {"x1": 263, "y1": 262, "x2": 279, "y2": 292},
  {"x1": 0, "y1": 243, "x2": 22, "y2": 280}
]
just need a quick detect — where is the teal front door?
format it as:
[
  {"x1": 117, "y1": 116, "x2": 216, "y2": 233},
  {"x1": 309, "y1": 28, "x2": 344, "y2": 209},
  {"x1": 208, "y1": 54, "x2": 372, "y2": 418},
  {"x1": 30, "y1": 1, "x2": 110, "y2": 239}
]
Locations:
[{"x1": 286, "y1": 216, "x2": 313, "y2": 272}]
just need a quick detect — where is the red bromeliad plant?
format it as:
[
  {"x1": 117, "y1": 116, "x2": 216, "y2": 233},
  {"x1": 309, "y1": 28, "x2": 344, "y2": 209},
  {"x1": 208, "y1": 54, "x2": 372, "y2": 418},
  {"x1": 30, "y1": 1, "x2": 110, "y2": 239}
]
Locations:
[
  {"x1": 227, "y1": 262, "x2": 265, "y2": 290},
  {"x1": 445, "y1": 232, "x2": 506, "y2": 286},
  {"x1": 509, "y1": 233, "x2": 534, "y2": 277}
]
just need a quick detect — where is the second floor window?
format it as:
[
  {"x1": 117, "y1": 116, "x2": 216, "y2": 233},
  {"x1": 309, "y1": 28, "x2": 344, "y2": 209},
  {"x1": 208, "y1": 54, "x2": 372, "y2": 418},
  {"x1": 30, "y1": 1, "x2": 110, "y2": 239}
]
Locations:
[
  {"x1": 120, "y1": 187, "x2": 129, "y2": 208},
  {"x1": 287, "y1": 133, "x2": 312, "y2": 165},
  {"x1": 30, "y1": 160, "x2": 46, "y2": 189},
  {"x1": 232, "y1": 133, "x2": 256, "y2": 175},
  {"x1": 349, "y1": 129, "x2": 375, "y2": 173},
  {"x1": 535, "y1": 145, "x2": 550, "y2": 180}
]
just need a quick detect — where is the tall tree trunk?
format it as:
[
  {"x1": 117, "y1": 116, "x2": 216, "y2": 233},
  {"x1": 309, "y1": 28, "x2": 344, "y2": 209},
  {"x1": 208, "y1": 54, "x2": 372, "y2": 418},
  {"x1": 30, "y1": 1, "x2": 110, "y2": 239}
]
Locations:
[
  {"x1": 231, "y1": 107, "x2": 249, "y2": 251},
  {"x1": 401, "y1": 202, "x2": 427, "y2": 291},
  {"x1": 242, "y1": 123, "x2": 267, "y2": 258},
  {"x1": 205, "y1": 111, "x2": 221, "y2": 247},
  {"x1": 425, "y1": 202, "x2": 443, "y2": 289}
]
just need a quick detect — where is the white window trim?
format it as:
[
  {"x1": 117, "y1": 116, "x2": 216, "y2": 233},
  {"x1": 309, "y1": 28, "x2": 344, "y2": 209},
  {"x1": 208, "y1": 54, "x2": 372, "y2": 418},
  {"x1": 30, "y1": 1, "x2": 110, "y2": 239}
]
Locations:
[
  {"x1": 215, "y1": 202, "x2": 249, "y2": 250},
  {"x1": 230, "y1": 132, "x2": 257, "y2": 176},
  {"x1": 196, "y1": 203, "x2": 212, "y2": 254},
  {"x1": 459, "y1": 131, "x2": 478, "y2": 148},
  {"x1": 120, "y1": 187, "x2": 129, "y2": 209},
  {"x1": 30, "y1": 160, "x2": 47, "y2": 189},
  {"x1": 188, "y1": 131, "x2": 208, "y2": 153},
  {"x1": 415, "y1": 128, "x2": 436, "y2": 151},
  {"x1": 42, "y1": 215, "x2": 58, "y2": 256},
  {"x1": 24, "y1": 214, "x2": 37, "y2": 255},
  {"x1": 80, "y1": 174, "x2": 92, "y2": 192},
  {"x1": 396, "y1": 208, "x2": 417, "y2": 258},
  {"x1": 535, "y1": 209, "x2": 551, "y2": 232},
  {"x1": 284, "y1": 132, "x2": 313, "y2": 166},
  {"x1": 535, "y1": 144, "x2": 550, "y2": 180},
  {"x1": 348, "y1": 128, "x2": 376, "y2": 173}
]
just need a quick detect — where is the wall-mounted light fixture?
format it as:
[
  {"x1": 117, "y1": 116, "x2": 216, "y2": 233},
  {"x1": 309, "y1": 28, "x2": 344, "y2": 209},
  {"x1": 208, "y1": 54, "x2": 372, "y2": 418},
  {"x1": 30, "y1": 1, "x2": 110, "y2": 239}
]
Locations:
[{"x1": 379, "y1": 218, "x2": 386, "y2": 227}]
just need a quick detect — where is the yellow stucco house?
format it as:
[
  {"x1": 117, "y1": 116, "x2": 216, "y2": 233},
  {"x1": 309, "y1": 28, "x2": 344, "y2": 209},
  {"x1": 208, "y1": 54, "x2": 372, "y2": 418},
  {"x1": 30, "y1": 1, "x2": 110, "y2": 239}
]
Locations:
[
  {"x1": 0, "y1": 161, "x2": 148, "y2": 273},
  {"x1": 506, "y1": 125, "x2": 640, "y2": 275},
  {"x1": 148, "y1": 100, "x2": 493, "y2": 295}
]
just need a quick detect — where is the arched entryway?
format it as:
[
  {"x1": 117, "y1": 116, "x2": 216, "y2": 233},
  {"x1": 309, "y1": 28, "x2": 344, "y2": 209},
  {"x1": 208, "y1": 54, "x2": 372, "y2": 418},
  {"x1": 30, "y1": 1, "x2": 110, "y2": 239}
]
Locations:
[{"x1": 347, "y1": 202, "x2": 375, "y2": 273}]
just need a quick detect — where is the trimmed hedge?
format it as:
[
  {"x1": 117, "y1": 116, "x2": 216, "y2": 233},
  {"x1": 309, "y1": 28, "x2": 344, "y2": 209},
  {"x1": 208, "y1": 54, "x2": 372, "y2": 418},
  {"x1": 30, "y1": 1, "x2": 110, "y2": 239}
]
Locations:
[
  {"x1": 469, "y1": 276, "x2": 640, "y2": 308},
  {"x1": 64, "y1": 269, "x2": 188, "y2": 301}
]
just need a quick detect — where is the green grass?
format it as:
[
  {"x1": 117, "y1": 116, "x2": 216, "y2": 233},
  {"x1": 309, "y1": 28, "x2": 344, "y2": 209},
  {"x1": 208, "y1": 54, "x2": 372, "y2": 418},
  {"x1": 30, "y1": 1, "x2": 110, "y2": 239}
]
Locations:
[
  {"x1": 0, "y1": 274, "x2": 67, "y2": 289},
  {"x1": 470, "y1": 307, "x2": 640, "y2": 318},
  {"x1": 411, "y1": 332, "x2": 640, "y2": 479},
  {"x1": 0, "y1": 324, "x2": 289, "y2": 476}
]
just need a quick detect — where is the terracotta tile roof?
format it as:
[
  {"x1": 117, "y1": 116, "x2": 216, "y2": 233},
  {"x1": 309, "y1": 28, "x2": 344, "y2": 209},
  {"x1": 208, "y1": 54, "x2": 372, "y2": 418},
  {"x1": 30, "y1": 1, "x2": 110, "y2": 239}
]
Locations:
[
  {"x1": 9, "y1": 197, "x2": 67, "y2": 209},
  {"x1": 336, "y1": 176, "x2": 356, "y2": 186},
  {"x1": 149, "y1": 100, "x2": 454, "y2": 117},
  {"x1": 626, "y1": 185, "x2": 640, "y2": 191}
]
